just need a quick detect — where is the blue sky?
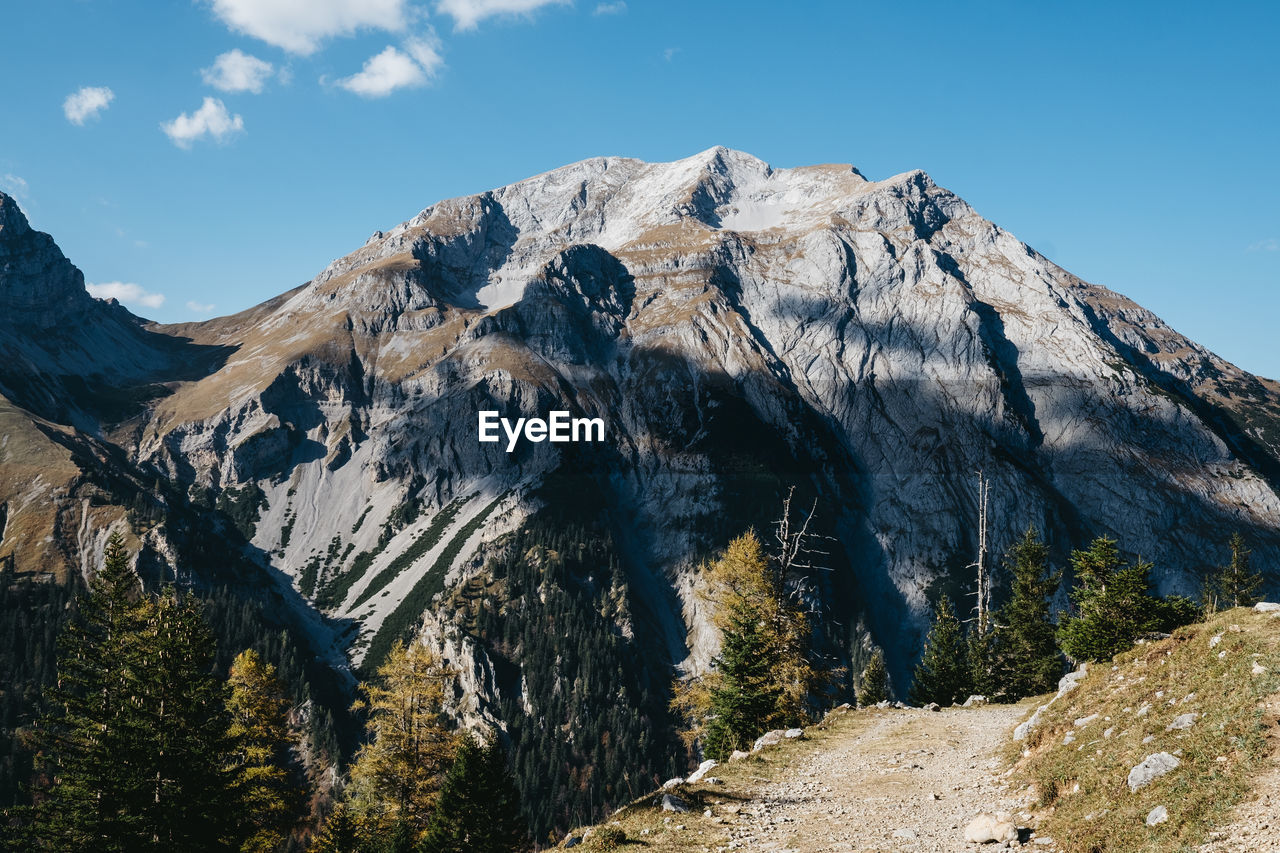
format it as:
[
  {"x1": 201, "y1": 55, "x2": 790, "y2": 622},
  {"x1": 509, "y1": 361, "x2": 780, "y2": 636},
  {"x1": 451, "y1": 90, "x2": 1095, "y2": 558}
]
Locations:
[{"x1": 2, "y1": 1, "x2": 1278, "y2": 377}]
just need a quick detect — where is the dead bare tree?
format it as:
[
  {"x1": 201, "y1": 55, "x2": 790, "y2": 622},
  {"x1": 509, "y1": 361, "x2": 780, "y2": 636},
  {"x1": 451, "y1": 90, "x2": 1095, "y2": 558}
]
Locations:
[
  {"x1": 967, "y1": 470, "x2": 992, "y2": 635},
  {"x1": 771, "y1": 486, "x2": 833, "y2": 613}
]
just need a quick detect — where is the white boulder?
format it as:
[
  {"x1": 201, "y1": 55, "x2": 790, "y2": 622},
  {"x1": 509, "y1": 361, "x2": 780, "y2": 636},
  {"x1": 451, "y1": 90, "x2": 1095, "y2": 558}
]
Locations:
[
  {"x1": 687, "y1": 759, "x2": 718, "y2": 783},
  {"x1": 1128, "y1": 752, "x2": 1181, "y2": 792},
  {"x1": 964, "y1": 813, "x2": 1018, "y2": 844}
]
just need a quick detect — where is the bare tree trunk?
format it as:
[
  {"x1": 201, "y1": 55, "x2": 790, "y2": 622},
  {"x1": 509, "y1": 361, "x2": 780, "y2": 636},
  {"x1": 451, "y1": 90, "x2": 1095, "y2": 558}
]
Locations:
[{"x1": 969, "y1": 471, "x2": 991, "y2": 635}]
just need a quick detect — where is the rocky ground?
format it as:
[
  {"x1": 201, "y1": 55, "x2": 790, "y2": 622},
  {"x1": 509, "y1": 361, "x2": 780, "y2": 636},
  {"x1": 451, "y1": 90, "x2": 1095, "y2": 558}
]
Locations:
[{"x1": 713, "y1": 704, "x2": 1045, "y2": 853}]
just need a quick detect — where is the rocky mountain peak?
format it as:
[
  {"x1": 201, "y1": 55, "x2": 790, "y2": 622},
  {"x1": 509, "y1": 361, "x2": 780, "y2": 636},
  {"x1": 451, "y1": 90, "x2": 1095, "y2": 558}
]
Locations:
[
  {"x1": 0, "y1": 192, "x2": 92, "y2": 327},
  {"x1": 0, "y1": 191, "x2": 32, "y2": 238}
]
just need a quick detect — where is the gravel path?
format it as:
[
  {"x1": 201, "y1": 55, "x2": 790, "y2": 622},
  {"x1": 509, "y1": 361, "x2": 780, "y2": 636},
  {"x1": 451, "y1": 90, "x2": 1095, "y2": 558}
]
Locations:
[{"x1": 718, "y1": 705, "x2": 1049, "y2": 852}]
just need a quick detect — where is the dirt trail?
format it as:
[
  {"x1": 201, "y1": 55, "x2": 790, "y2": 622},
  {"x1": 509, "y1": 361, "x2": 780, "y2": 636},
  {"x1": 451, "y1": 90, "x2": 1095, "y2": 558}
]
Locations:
[{"x1": 718, "y1": 705, "x2": 1045, "y2": 852}]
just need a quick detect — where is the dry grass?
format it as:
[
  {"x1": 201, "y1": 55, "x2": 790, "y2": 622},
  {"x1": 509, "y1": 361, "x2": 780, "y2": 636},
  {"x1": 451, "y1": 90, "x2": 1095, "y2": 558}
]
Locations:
[{"x1": 1009, "y1": 607, "x2": 1280, "y2": 852}]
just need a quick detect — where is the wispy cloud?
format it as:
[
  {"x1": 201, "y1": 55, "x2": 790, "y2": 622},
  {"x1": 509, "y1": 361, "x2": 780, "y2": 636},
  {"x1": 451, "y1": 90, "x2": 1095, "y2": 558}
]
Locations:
[
  {"x1": 161, "y1": 98, "x2": 245, "y2": 148},
  {"x1": 207, "y1": 0, "x2": 414, "y2": 55},
  {"x1": 593, "y1": 1, "x2": 626, "y2": 14},
  {"x1": 1, "y1": 174, "x2": 29, "y2": 201},
  {"x1": 186, "y1": 301, "x2": 216, "y2": 314},
  {"x1": 86, "y1": 281, "x2": 166, "y2": 309},
  {"x1": 202, "y1": 49, "x2": 276, "y2": 93},
  {"x1": 436, "y1": 0, "x2": 569, "y2": 31},
  {"x1": 338, "y1": 35, "x2": 443, "y2": 97},
  {"x1": 663, "y1": 46, "x2": 680, "y2": 61},
  {"x1": 63, "y1": 86, "x2": 115, "y2": 125},
  {"x1": 1248, "y1": 238, "x2": 1279, "y2": 252}
]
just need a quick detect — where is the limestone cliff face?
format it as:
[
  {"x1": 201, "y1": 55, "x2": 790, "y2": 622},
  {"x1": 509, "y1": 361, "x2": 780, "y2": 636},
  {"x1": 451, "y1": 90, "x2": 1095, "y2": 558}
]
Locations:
[{"x1": 3, "y1": 151, "x2": 1280, "y2": 688}]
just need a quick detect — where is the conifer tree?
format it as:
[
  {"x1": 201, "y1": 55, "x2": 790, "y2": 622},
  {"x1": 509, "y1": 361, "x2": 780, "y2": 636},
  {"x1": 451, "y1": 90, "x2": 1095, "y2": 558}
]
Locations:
[
  {"x1": 1205, "y1": 533, "x2": 1264, "y2": 611},
  {"x1": 909, "y1": 596, "x2": 971, "y2": 707},
  {"x1": 418, "y1": 732, "x2": 527, "y2": 853},
  {"x1": 858, "y1": 648, "x2": 890, "y2": 706},
  {"x1": 227, "y1": 649, "x2": 301, "y2": 852},
  {"x1": 33, "y1": 535, "x2": 241, "y2": 851},
  {"x1": 382, "y1": 821, "x2": 415, "y2": 853},
  {"x1": 701, "y1": 592, "x2": 778, "y2": 759},
  {"x1": 131, "y1": 588, "x2": 239, "y2": 850},
  {"x1": 310, "y1": 804, "x2": 360, "y2": 853},
  {"x1": 1058, "y1": 537, "x2": 1200, "y2": 662},
  {"x1": 346, "y1": 640, "x2": 457, "y2": 840},
  {"x1": 990, "y1": 527, "x2": 1063, "y2": 699},
  {"x1": 33, "y1": 532, "x2": 151, "y2": 849},
  {"x1": 1058, "y1": 537, "x2": 1151, "y2": 662}
]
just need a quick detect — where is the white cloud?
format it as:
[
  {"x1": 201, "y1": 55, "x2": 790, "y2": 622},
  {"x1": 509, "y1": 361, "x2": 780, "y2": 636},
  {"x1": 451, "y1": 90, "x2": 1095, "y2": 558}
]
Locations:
[
  {"x1": 1, "y1": 174, "x2": 28, "y2": 201},
  {"x1": 161, "y1": 98, "x2": 245, "y2": 148},
  {"x1": 405, "y1": 36, "x2": 445, "y2": 76},
  {"x1": 1248, "y1": 238, "x2": 1279, "y2": 252},
  {"x1": 338, "y1": 36, "x2": 443, "y2": 97},
  {"x1": 186, "y1": 301, "x2": 217, "y2": 314},
  {"x1": 436, "y1": 0, "x2": 568, "y2": 30},
  {"x1": 593, "y1": 1, "x2": 626, "y2": 14},
  {"x1": 63, "y1": 86, "x2": 115, "y2": 125},
  {"x1": 86, "y1": 281, "x2": 166, "y2": 309},
  {"x1": 202, "y1": 49, "x2": 276, "y2": 93},
  {"x1": 207, "y1": 0, "x2": 413, "y2": 54},
  {"x1": 663, "y1": 46, "x2": 680, "y2": 61}
]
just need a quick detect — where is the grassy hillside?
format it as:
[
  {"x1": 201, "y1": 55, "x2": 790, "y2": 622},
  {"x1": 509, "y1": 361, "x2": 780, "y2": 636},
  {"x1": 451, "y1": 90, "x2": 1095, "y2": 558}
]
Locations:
[{"x1": 1011, "y1": 606, "x2": 1280, "y2": 853}]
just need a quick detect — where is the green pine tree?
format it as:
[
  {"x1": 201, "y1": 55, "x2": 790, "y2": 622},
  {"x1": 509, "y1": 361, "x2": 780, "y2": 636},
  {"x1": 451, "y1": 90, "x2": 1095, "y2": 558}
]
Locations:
[
  {"x1": 990, "y1": 527, "x2": 1063, "y2": 700},
  {"x1": 32, "y1": 532, "x2": 152, "y2": 850},
  {"x1": 130, "y1": 588, "x2": 239, "y2": 851},
  {"x1": 702, "y1": 596, "x2": 779, "y2": 759},
  {"x1": 1058, "y1": 537, "x2": 1200, "y2": 662},
  {"x1": 858, "y1": 648, "x2": 890, "y2": 706},
  {"x1": 310, "y1": 804, "x2": 361, "y2": 853},
  {"x1": 381, "y1": 821, "x2": 416, "y2": 853},
  {"x1": 909, "y1": 596, "x2": 971, "y2": 707},
  {"x1": 418, "y1": 732, "x2": 527, "y2": 853},
  {"x1": 32, "y1": 534, "x2": 241, "y2": 851},
  {"x1": 1205, "y1": 533, "x2": 1264, "y2": 611}
]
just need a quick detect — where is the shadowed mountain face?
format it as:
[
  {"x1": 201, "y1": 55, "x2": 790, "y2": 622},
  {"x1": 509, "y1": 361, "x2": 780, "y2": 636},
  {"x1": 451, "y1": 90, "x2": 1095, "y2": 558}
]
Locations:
[{"x1": 2, "y1": 148, "x2": 1280, "y2": 727}]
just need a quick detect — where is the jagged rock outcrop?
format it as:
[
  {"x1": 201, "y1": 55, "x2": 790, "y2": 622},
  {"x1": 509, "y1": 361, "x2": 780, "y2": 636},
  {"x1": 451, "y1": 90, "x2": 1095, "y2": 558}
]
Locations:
[{"x1": 0, "y1": 193, "x2": 94, "y2": 327}]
